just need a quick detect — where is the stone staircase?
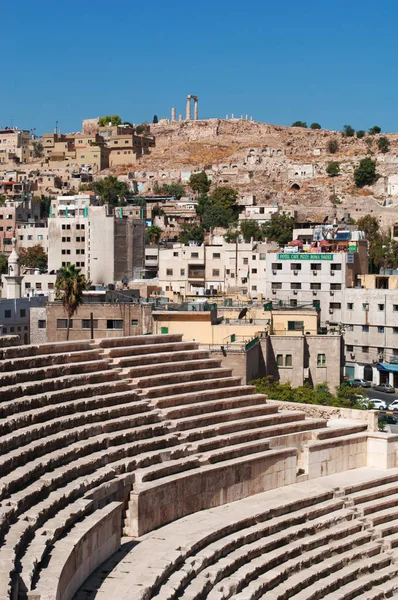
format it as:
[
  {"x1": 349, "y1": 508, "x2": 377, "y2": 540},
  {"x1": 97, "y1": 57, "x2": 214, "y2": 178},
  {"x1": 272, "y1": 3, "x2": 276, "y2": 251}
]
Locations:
[{"x1": 0, "y1": 335, "x2": 380, "y2": 600}]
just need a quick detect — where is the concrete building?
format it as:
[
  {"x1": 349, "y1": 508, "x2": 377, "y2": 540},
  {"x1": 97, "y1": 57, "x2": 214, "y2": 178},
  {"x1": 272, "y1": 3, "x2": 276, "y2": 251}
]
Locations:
[
  {"x1": 0, "y1": 197, "x2": 42, "y2": 254},
  {"x1": 0, "y1": 128, "x2": 31, "y2": 164},
  {"x1": 342, "y1": 274, "x2": 398, "y2": 386},
  {"x1": 265, "y1": 225, "x2": 368, "y2": 328},
  {"x1": 47, "y1": 194, "x2": 145, "y2": 285}
]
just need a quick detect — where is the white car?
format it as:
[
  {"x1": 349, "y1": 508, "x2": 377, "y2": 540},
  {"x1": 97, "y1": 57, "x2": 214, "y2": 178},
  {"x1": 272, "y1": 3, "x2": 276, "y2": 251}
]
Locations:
[
  {"x1": 369, "y1": 398, "x2": 387, "y2": 410},
  {"x1": 387, "y1": 398, "x2": 398, "y2": 411}
]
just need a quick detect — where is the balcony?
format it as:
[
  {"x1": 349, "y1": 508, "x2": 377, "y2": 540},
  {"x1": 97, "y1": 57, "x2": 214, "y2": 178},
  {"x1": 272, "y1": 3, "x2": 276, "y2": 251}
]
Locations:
[{"x1": 188, "y1": 269, "x2": 205, "y2": 279}]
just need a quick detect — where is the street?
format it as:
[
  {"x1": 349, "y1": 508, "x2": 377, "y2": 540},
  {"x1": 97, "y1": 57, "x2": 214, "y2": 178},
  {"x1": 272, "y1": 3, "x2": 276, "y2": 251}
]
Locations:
[{"x1": 365, "y1": 388, "x2": 398, "y2": 405}]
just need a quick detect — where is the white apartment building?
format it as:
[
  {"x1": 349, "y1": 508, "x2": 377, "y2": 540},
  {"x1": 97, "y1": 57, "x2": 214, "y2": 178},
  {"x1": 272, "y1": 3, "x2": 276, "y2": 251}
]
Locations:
[
  {"x1": 48, "y1": 194, "x2": 145, "y2": 285},
  {"x1": 157, "y1": 241, "x2": 269, "y2": 299},
  {"x1": 0, "y1": 129, "x2": 31, "y2": 164},
  {"x1": 16, "y1": 223, "x2": 48, "y2": 252}
]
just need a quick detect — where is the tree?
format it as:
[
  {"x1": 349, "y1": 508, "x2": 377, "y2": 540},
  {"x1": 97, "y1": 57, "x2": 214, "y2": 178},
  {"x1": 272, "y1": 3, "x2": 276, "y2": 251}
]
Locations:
[
  {"x1": 239, "y1": 220, "x2": 265, "y2": 243},
  {"x1": 326, "y1": 161, "x2": 340, "y2": 177},
  {"x1": 189, "y1": 171, "x2": 211, "y2": 195},
  {"x1": 178, "y1": 224, "x2": 204, "y2": 244},
  {"x1": 354, "y1": 157, "x2": 379, "y2": 188},
  {"x1": 145, "y1": 225, "x2": 163, "y2": 245},
  {"x1": 342, "y1": 124, "x2": 355, "y2": 137},
  {"x1": 55, "y1": 264, "x2": 88, "y2": 341},
  {"x1": 40, "y1": 196, "x2": 52, "y2": 219},
  {"x1": 201, "y1": 205, "x2": 237, "y2": 231},
  {"x1": 211, "y1": 186, "x2": 239, "y2": 211},
  {"x1": 32, "y1": 141, "x2": 44, "y2": 158},
  {"x1": 154, "y1": 181, "x2": 185, "y2": 199},
  {"x1": 92, "y1": 176, "x2": 129, "y2": 205},
  {"x1": 152, "y1": 115, "x2": 159, "y2": 124},
  {"x1": 310, "y1": 122, "x2": 321, "y2": 130},
  {"x1": 377, "y1": 137, "x2": 390, "y2": 153},
  {"x1": 356, "y1": 130, "x2": 366, "y2": 139},
  {"x1": 369, "y1": 125, "x2": 381, "y2": 135},
  {"x1": 291, "y1": 121, "x2": 307, "y2": 128},
  {"x1": 0, "y1": 195, "x2": 6, "y2": 206},
  {"x1": 98, "y1": 115, "x2": 122, "y2": 127},
  {"x1": 327, "y1": 139, "x2": 339, "y2": 154},
  {"x1": 135, "y1": 123, "x2": 149, "y2": 135},
  {"x1": 0, "y1": 254, "x2": 7, "y2": 274},
  {"x1": 19, "y1": 245, "x2": 48, "y2": 270},
  {"x1": 356, "y1": 215, "x2": 382, "y2": 273},
  {"x1": 262, "y1": 212, "x2": 295, "y2": 246}
]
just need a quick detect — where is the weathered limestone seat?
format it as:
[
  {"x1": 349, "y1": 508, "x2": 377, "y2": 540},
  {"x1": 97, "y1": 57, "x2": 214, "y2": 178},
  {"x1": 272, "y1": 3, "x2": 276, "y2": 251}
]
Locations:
[{"x1": 0, "y1": 335, "x2": 392, "y2": 600}]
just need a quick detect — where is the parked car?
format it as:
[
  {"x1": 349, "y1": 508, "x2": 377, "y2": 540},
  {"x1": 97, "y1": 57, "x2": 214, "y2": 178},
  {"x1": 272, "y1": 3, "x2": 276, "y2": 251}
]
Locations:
[
  {"x1": 348, "y1": 379, "x2": 372, "y2": 388},
  {"x1": 387, "y1": 398, "x2": 398, "y2": 410},
  {"x1": 384, "y1": 415, "x2": 398, "y2": 424},
  {"x1": 374, "y1": 383, "x2": 395, "y2": 393},
  {"x1": 369, "y1": 398, "x2": 387, "y2": 410}
]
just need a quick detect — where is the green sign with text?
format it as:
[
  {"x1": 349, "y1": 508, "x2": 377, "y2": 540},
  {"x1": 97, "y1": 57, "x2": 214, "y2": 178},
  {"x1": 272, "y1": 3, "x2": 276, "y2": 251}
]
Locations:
[{"x1": 277, "y1": 253, "x2": 334, "y2": 260}]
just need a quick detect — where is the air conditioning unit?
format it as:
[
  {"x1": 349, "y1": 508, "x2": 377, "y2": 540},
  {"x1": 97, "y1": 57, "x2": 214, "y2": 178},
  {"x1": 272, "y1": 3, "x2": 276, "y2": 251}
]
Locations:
[
  {"x1": 330, "y1": 291, "x2": 334, "y2": 296},
  {"x1": 312, "y1": 270, "x2": 317, "y2": 276},
  {"x1": 312, "y1": 291, "x2": 317, "y2": 296},
  {"x1": 378, "y1": 353, "x2": 384, "y2": 361},
  {"x1": 272, "y1": 270, "x2": 277, "y2": 275},
  {"x1": 293, "y1": 290, "x2": 298, "y2": 295},
  {"x1": 293, "y1": 270, "x2": 298, "y2": 275},
  {"x1": 350, "y1": 353, "x2": 355, "y2": 359},
  {"x1": 329, "y1": 309, "x2": 334, "y2": 314},
  {"x1": 272, "y1": 290, "x2": 276, "y2": 294},
  {"x1": 331, "y1": 271, "x2": 335, "y2": 276}
]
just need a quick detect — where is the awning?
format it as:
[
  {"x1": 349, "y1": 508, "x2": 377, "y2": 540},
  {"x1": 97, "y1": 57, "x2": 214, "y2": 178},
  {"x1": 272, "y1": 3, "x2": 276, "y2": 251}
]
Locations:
[{"x1": 377, "y1": 363, "x2": 398, "y2": 372}]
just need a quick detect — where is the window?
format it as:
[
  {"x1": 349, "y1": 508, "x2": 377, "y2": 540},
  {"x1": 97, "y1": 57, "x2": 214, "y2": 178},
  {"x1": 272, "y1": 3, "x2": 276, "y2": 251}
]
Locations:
[
  {"x1": 212, "y1": 269, "x2": 220, "y2": 277},
  {"x1": 362, "y1": 303, "x2": 369, "y2": 310},
  {"x1": 272, "y1": 282, "x2": 282, "y2": 290},
  {"x1": 82, "y1": 319, "x2": 98, "y2": 329},
  {"x1": 25, "y1": 282, "x2": 31, "y2": 289},
  {"x1": 131, "y1": 319, "x2": 138, "y2": 326},
  {"x1": 285, "y1": 354, "x2": 292, "y2": 367},
  {"x1": 331, "y1": 264, "x2": 341, "y2": 271},
  {"x1": 330, "y1": 283, "x2": 342, "y2": 290},
  {"x1": 252, "y1": 255, "x2": 256, "y2": 260},
  {"x1": 311, "y1": 263, "x2": 321, "y2": 271},
  {"x1": 38, "y1": 320, "x2": 46, "y2": 329},
  {"x1": 317, "y1": 354, "x2": 326, "y2": 366},
  {"x1": 252, "y1": 285, "x2": 257, "y2": 291},
  {"x1": 288, "y1": 321, "x2": 304, "y2": 331},
  {"x1": 346, "y1": 345, "x2": 354, "y2": 352},
  {"x1": 107, "y1": 320, "x2": 123, "y2": 329},
  {"x1": 4, "y1": 310, "x2": 11, "y2": 318},
  {"x1": 290, "y1": 299, "x2": 298, "y2": 307},
  {"x1": 394, "y1": 305, "x2": 398, "y2": 312},
  {"x1": 310, "y1": 283, "x2": 321, "y2": 290},
  {"x1": 378, "y1": 326, "x2": 385, "y2": 333},
  {"x1": 378, "y1": 304, "x2": 385, "y2": 311},
  {"x1": 290, "y1": 282, "x2": 301, "y2": 290},
  {"x1": 271, "y1": 263, "x2": 282, "y2": 270},
  {"x1": 362, "y1": 346, "x2": 369, "y2": 353},
  {"x1": 394, "y1": 328, "x2": 398, "y2": 334},
  {"x1": 180, "y1": 269, "x2": 185, "y2": 276},
  {"x1": 213, "y1": 253, "x2": 221, "y2": 259},
  {"x1": 347, "y1": 303, "x2": 354, "y2": 310},
  {"x1": 346, "y1": 324, "x2": 354, "y2": 331},
  {"x1": 276, "y1": 354, "x2": 283, "y2": 367},
  {"x1": 290, "y1": 263, "x2": 302, "y2": 271},
  {"x1": 329, "y1": 302, "x2": 341, "y2": 309},
  {"x1": 243, "y1": 258, "x2": 248, "y2": 265},
  {"x1": 166, "y1": 269, "x2": 173, "y2": 276},
  {"x1": 191, "y1": 252, "x2": 199, "y2": 258},
  {"x1": 173, "y1": 252, "x2": 178, "y2": 257},
  {"x1": 362, "y1": 325, "x2": 369, "y2": 332},
  {"x1": 19, "y1": 309, "x2": 26, "y2": 317},
  {"x1": 57, "y1": 319, "x2": 73, "y2": 329}
]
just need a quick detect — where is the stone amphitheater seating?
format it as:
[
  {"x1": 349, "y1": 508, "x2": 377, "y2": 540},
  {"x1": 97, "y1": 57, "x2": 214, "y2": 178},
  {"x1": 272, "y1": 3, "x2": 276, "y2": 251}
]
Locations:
[{"x1": 0, "y1": 335, "x2": 397, "y2": 600}]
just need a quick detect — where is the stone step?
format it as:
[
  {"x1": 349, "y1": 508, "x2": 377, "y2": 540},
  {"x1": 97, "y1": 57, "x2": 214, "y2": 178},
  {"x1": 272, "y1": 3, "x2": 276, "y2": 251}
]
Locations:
[
  {"x1": 179, "y1": 411, "x2": 309, "y2": 442},
  {"x1": 152, "y1": 385, "x2": 258, "y2": 409},
  {"x1": 0, "y1": 369, "x2": 123, "y2": 402},
  {"x1": 170, "y1": 405, "x2": 297, "y2": 432},
  {"x1": 97, "y1": 333, "x2": 184, "y2": 349},
  {"x1": 139, "y1": 377, "x2": 243, "y2": 399},
  {"x1": 0, "y1": 340, "x2": 92, "y2": 361},
  {"x1": 330, "y1": 563, "x2": 398, "y2": 600},
  {"x1": 0, "y1": 348, "x2": 102, "y2": 373},
  {"x1": 0, "y1": 358, "x2": 111, "y2": 387},
  {"x1": 134, "y1": 367, "x2": 232, "y2": 389},
  {"x1": 114, "y1": 348, "x2": 211, "y2": 368},
  {"x1": 356, "y1": 493, "x2": 398, "y2": 517},
  {"x1": 315, "y1": 423, "x2": 368, "y2": 439},
  {"x1": 126, "y1": 358, "x2": 222, "y2": 379},
  {"x1": 341, "y1": 472, "x2": 398, "y2": 497},
  {"x1": 0, "y1": 380, "x2": 133, "y2": 419},
  {"x1": 365, "y1": 506, "x2": 398, "y2": 528},
  {"x1": 348, "y1": 481, "x2": 398, "y2": 507},
  {"x1": 0, "y1": 389, "x2": 141, "y2": 437},
  {"x1": 161, "y1": 394, "x2": 267, "y2": 420},
  {"x1": 190, "y1": 418, "x2": 327, "y2": 453},
  {"x1": 176, "y1": 513, "x2": 359, "y2": 600}
]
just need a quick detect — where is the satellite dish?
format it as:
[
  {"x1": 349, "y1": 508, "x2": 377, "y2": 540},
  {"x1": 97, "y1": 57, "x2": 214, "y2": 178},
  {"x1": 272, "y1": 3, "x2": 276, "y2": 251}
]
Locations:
[{"x1": 238, "y1": 307, "x2": 248, "y2": 320}]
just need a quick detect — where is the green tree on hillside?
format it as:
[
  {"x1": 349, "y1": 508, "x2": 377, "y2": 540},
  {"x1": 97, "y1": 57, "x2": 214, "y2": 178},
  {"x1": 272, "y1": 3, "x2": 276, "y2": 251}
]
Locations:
[
  {"x1": 98, "y1": 115, "x2": 122, "y2": 127},
  {"x1": 310, "y1": 122, "x2": 321, "y2": 130},
  {"x1": 152, "y1": 115, "x2": 159, "y2": 124},
  {"x1": 369, "y1": 125, "x2": 381, "y2": 135},
  {"x1": 377, "y1": 137, "x2": 390, "y2": 153},
  {"x1": 354, "y1": 158, "x2": 379, "y2": 188},
  {"x1": 291, "y1": 121, "x2": 307, "y2": 128},
  {"x1": 189, "y1": 171, "x2": 211, "y2": 195},
  {"x1": 263, "y1": 212, "x2": 295, "y2": 246},
  {"x1": 55, "y1": 265, "x2": 89, "y2": 341},
  {"x1": 342, "y1": 124, "x2": 355, "y2": 137},
  {"x1": 32, "y1": 141, "x2": 44, "y2": 158},
  {"x1": 178, "y1": 224, "x2": 204, "y2": 244},
  {"x1": 326, "y1": 161, "x2": 340, "y2": 177},
  {"x1": 356, "y1": 130, "x2": 366, "y2": 139},
  {"x1": 239, "y1": 220, "x2": 265, "y2": 243},
  {"x1": 327, "y1": 139, "x2": 339, "y2": 154},
  {"x1": 92, "y1": 176, "x2": 129, "y2": 205}
]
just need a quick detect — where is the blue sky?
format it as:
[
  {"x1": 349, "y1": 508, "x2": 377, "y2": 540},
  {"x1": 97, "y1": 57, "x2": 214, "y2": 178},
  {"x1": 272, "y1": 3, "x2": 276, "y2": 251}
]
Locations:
[{"x1": 3, "y1": 0, "x2": 397, "y2": 134}]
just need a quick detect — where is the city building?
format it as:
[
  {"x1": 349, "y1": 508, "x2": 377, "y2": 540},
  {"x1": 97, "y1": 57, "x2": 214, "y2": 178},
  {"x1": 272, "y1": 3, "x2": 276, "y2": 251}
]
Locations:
[
  {"x1": 0, "y1": 197, "x2": 42, "y2": 254},
  {"x1": 0, "y1": 128, "x2": 31, "y2": 164}
]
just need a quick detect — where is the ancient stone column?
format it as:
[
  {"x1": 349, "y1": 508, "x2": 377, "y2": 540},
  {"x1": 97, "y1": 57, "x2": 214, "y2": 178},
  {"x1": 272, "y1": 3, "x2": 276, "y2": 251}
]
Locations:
[
  {"x1": 171, "y1": 108, "x2": 176, "y2": 122},
  {"x1": 194, "y1": 98, "x2": 198, "y2": 120},
  {"x1": 186, "y1": 97, "x2": 191, "y2": 120},
  {"x1": 179, "y1": 114, "x2": 183, "y2": 121}
]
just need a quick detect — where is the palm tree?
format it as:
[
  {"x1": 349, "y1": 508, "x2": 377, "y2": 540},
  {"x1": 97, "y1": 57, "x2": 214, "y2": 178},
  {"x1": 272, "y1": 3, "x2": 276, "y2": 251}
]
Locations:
[
  {"x1": 145, "y1": 225, "x2": 163, "y2": 245},
  {"x1": 55, "y1": 264, "x2": 88, "y2": 340}
]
